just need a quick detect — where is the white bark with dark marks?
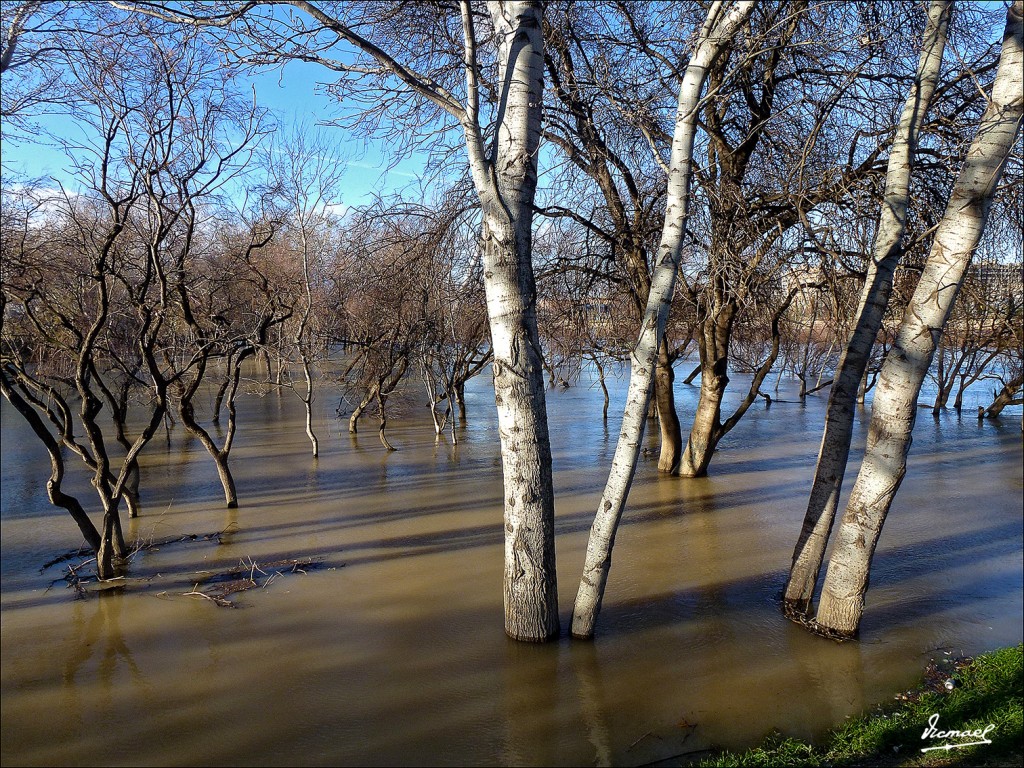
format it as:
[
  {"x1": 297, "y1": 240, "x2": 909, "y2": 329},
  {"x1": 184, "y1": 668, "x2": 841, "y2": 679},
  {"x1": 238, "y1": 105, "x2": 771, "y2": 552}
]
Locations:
[
  {"x1": 571, "y1": 0, "x2": 757, "y2": 640},
  {"x1": 815, "y1": 0, "x2": 1023, "y2": 637},
  {"x1": 784, "y1": 0, "x2": 952, "y2": 616},
  {"x1": 463, "y1": 1, "x2": 559, "y2": 641}
]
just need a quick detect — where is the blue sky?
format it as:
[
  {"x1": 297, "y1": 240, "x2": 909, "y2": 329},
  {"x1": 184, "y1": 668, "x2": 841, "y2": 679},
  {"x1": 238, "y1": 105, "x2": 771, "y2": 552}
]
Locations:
[
  {"x1": 3, "y1": 1, "x2": 1013, "y2": 211},
  {"x1": 1, "y1": 55, "x2": 431, "y2": 210},
  {"x1": 254, "y1": 60, "x2": 430, "y2": 203}
]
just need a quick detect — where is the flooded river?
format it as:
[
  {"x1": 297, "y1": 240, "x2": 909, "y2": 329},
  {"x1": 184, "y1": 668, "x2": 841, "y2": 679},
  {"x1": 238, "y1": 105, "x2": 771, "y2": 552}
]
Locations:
[{"x1": 2, "y1": 369, "x2": 1021, "y2": 766}]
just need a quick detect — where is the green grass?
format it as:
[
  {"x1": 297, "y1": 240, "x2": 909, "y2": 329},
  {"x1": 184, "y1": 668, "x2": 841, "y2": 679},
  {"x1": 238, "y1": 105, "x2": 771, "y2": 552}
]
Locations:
[{"x1": 698, "y1": 644, "x2": 1023, "y2": 768}]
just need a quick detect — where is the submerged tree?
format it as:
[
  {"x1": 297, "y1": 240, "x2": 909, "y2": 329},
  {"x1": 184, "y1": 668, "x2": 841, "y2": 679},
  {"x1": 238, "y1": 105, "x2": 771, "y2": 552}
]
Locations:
[
  {"x1": 0, "y1": 187, "x2": 157, "y2": 579},
  {"x1": 114, "y1": 0, "x2": 562, "y2": 641},
  {"x1": 572, "y1": 0, "x2": 757, "y2": 640},
  {"x1": 784, "y1": 0, "x2": 953, "y2": 617},
  {"x1": 264, "y1": 121, "x2": 348, "y2": 458},
  {"x1": 0, "y1": 22, "x2": 179, "y2": 576},
  {"x1": 813, "y1": 0, "x2": 1022, "y2": 637},
  {"x1": 1, "y1": 17, "x2": 272, "y2": 584}
]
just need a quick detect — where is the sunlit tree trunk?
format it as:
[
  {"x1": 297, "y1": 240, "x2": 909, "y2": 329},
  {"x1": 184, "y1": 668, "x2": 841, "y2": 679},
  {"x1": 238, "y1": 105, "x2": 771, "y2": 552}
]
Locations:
[
  {"x1": 460, "y1": 1, "x2": 559, "y2": 640},
  {"x1": 178, "y1": 355, "x2": 245, "y2": 509},
  {"x1": 297, "y1": 227, "x2": 320, "y2": 457},
  {"x1": 984, "y1": 372, "x2": 1024, "y2": 417},
  {"x1": 783, "y1": 0, "x2": 952, "y2": 617},
  {"x1": 301, "y1": 357, "x2": 318, "y2": 457},
  {"x1": 655, "y1": 337, "x2": 683, "y2": 473},
  {"x1": 572, "y1": 0, "x2": 758, "y2": 640},
  {"x1": 815, "y1": 0, "x2": 1022, "y2": 636},
  {"x1": 679, "y1": 301, "x2": 736, "y2": 477}
]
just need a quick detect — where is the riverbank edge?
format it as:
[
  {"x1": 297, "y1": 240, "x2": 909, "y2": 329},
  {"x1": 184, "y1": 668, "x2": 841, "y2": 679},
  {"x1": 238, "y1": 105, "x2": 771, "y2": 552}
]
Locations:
[{"x1": 691, "y1": 644, "x2": 1023, "y2": 767}]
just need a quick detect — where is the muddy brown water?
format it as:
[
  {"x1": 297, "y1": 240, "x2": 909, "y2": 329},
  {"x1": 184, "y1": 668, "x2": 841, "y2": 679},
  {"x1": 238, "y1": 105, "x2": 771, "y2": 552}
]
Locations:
[{"x1": 1, "y1": 370, "x2": 1021, "y2": 766}]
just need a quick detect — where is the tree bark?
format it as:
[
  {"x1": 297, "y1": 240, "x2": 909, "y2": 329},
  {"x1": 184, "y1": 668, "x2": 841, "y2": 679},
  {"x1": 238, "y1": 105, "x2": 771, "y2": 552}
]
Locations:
[
  {"x1": 814, "y1": 0, "x2": 1022, "y2": 637},
  {"x1": 462, "y1": 1, "x2": 559, "y2": 641},
  {"x1": 571, "y1": 0, "x2": 757, "y2": 639},
  {"x1": 655, "y1": 337, "x2": 683, "y2": 473},
  {"x1": 679, "y1": 301, "x2": 736, "y2": 477},
  {"x1": 783, "y1": 0, "x2": 952, "y2": 617},
  {"x1": 984, "y1": 373, "x2": 1024, "y2": 417}
]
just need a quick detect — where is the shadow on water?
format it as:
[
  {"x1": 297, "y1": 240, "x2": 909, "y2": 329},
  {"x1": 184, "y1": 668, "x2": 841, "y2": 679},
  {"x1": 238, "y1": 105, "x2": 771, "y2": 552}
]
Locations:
[
  {"x1": 1, "y1": 370, "x2": 1021, "y2": 765},
  {"x1": 589, "y1": 519, "x2": 1021, "y2": 638}
]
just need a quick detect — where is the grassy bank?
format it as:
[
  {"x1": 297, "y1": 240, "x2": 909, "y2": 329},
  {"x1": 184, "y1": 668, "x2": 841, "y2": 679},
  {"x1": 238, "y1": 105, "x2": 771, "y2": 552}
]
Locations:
[{"x1": 698, "y1": 644, "x2": 1023, "y2": 767}]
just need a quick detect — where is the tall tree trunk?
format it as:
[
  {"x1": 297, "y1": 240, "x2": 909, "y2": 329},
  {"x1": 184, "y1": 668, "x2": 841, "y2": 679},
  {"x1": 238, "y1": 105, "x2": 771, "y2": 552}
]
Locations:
[
  {"x1": 814, "y1": 1, "x2": 1022, "y2": 637},
  {"x1": 301, "y1": 356, "x2": 319, "y2": 457},
  {"x1": 655, "y1": 337, "x2": 683, "y2": 473},
  {"x1": 461, "y1": 0, "x2": 559, "y2": 641},
  {"x1": 783, "y1": 0, "x2": 952, "y2": 617},
  {"x1": 571, "y1": 0, "x2": 757, "y2": 640},
  {"x1": 679, "y1": 303, "x2": 735, "y2": 477}
]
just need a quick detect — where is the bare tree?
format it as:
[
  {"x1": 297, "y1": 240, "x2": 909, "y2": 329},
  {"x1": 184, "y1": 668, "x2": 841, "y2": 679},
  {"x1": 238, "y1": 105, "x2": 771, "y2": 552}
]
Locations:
[
  {"x1": 571, "y1": 0, "x2": 757, "y2": 640},
  {"x1": 674, "y1": 0, "x2": 911, "y2": 478},
  {"x1": 111, "y1": 0, "x2": 566, "y2": 641},
  {"x1": 265, "y1": 121, "x2": 347, "y2": 457},
  {"x1": 813, "y1": 0, "x2": 1022, "y2": 638},
  {"x1": 540, "y1": 1, "x2": 697, "y2": 472},
  {"x1": 0, "y1": 1, "x2": 78, "y2": 143},
  {"x1": 0, "y1": 21, "x2": 192, "y2": 575},
  {"x1": 783, "y1": 0, "x2": 952, "y2": 617}
]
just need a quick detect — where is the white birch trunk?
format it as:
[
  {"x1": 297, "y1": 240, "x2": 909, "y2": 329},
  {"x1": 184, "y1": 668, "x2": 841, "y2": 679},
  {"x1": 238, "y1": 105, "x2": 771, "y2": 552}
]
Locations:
[
  {"x1": 461, "y1": 1, "x2": 559, "y2": 640},
  {"x1": 784, "y1": 0, "x2": 952, "y2": 615},
  {"x1": 571, "y1": 0, "x2": 757, "y2": 639},
  {"x1": 815, "y1": 0, "x2": 1023, "y2": 637},
  {"x1": 298, "y1": 229, "x2": 319, "y2": 458},
  {"x1": 301, "y1": 356, "x2": 318, "y2": 457}
]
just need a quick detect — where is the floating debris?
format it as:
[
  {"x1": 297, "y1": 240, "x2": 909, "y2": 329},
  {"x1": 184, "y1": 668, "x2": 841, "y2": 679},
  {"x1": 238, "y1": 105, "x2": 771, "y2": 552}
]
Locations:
[
  {"x1": 182, "y1": 557, "x2": 324, "y2": 607},
  {"x1": 894, "y1": 656, "x2": 973, "y2": 703}
]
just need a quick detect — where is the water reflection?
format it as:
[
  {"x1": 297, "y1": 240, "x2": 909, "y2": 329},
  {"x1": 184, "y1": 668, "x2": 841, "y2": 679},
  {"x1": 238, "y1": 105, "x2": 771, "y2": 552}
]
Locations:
[
  {"x1": 570, "y1": 643, "x2": 613, "y2": 767},
  {"x1": 63, "y1": 592, "x2": 146, "y2": 698},
  {"x1": 1, "y1": 370, "x2": 1021, "y2": 765}
]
